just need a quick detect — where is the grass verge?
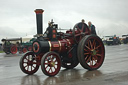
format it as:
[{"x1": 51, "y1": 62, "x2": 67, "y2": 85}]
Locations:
[{"x1": 0, "y1": 51, "x2": 4, "y2": 53}]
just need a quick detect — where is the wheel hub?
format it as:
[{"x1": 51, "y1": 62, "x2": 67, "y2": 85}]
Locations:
[
  {"x1": 91, "y1": 49, "x2": 97, "y2": 56},
  {"x1": 27, "y1": 61, "x2": 33, "y2": 65},
  {"x1": 50, "y1": 62, "x2": 55, "y2": 67}
]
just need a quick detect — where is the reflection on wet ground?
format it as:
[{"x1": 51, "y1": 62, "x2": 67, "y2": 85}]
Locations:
[
  {"x1": 20, "y1": 69, "x2": 102, "y2": 85},
  {"x1": 0, "y1": 44, "x2": 128, "y2": 85},
  {"x1": 21, "y1": 75, "x2": 41, "y2": 85}
]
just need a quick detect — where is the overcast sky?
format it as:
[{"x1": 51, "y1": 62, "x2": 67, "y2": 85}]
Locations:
[{"x1": 0, "y1": 0, "x2": 128, "y2": 42}]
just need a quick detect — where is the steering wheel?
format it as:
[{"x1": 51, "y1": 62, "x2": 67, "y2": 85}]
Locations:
[{"x1": 73, "y1": 22, "x2": 90, "y2": 43}]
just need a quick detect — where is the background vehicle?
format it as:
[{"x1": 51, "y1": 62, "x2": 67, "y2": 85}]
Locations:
[
  {"x1": 103, "y1": 35, "x2": 121, "y2": 45},
  {"x1": 1, "y1": 38, "x2": 35, "y2": 54},
  {"x1": 122, "y1": 34, "x2": 128, "y2": 44}
]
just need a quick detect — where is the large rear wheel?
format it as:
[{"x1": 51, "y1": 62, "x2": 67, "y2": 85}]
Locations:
[
  {"x1": 72, "y1": 22, "x2": 90, "y2": 43},
  {"x1": 78, "y1": 35, "x2": 105, "y2": 70}
]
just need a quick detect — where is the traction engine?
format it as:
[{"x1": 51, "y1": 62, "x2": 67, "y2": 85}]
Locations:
[{"x1": 19, "y1": 9, "x2": 105, "y2": 76}]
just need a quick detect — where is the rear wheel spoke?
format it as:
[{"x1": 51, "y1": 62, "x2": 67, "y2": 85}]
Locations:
[
  {"x1": 92, "y1": 59, "x2": 93, "y2": 65},
  {"x1": 92, "y1": 40, "x2": 96, "y2": 49},
  {"x1": 85, "y1": 45, "x2": 91, "y2": 51},
  {"x1": 89, "y1": 59, "x2": 92, "y2": 66},
  {"x1": 84, "y1": 49, "x2": 88, "y2": 51},
  {"x1": 96, "y1": 54, "x2": 102, "y2": 57},
  {"x1": 95, "y1": 45, "x2": 101, "y2": 50},
  {"x1": 96, "y1": 50, "x2": 99, "y2": 53},
  {"x1": 76, "y1": 26, "x2": 80, "y2": 30},
  {"x1": 86, "y1": 55, "x2": 91, "y2": 63},
  {"x1": 93, "y1": 57, "x2": 97, "y2": 63},
  {"x1": 81, "y1": 24, "x2": 84, "y2": 31},
  {"x1": 85, "y1": 55, "x2": 88, "y2": 60},
  {"x1": 89, "y1": 40, "x2": 93, "y2": 49},
  {"x1": 84, "y1": 53, "x2": 90, "y2": 55}
]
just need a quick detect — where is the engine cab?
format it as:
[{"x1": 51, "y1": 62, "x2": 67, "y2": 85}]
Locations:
[{"x1": 44, "y1": 19, "x2": 58, "y2": 41}]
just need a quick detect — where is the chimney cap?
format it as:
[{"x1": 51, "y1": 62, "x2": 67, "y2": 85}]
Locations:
[{"x1": 35, "y1": 9, "x2": 44, "y2": 14}]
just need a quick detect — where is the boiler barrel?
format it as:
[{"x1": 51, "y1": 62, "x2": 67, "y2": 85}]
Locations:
[
  {"x1": 32, "y1": 39, "x2": 73, "y2": 55},
  {"x1": 33, "y1": 40, "x2": 50, "y2": 55}
]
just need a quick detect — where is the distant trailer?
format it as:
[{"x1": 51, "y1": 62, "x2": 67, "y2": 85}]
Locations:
[
  {"x1": 1, "y1": 38, "x2": 35, "y2": 54},
  {"x1": 122, "y1": 35, "x2": 128, "y2": 44}
]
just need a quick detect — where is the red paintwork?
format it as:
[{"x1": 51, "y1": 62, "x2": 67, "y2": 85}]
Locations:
[
  {"x1": 23, "y1": 48, "x2": 27, "y2": 53},
  {"x1": 33, "y1": 42, "x2": 40, "y2": 53},
  {"x1": 49, "y1": 38, "x2": 73, "y2": 53},
  {"x1": 10, "y1": 45, "x2": 17, "y2": 54},
  {"x1": 28, "y1": 46, "x2": 32, "y2": 51}
]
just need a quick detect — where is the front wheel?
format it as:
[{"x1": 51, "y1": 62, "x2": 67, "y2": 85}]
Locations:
[
  {"x1": 41, "y1": 51, "x2": 61, "y2": 76},
  {"x1": 78, "y1": 35, "x2": 105, "y2": 70},
  {"x1": 19, "y1": 51, "x2": 39, "y2": 75}
]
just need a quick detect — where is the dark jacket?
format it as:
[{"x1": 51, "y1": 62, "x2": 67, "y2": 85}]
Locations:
[{"x1": 90, "y1": 25, "x2": 97, "y2": 35}]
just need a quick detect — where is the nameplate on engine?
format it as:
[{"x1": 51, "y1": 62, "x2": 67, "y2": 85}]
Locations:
[{"x1": 53, "y1": 44, "x2": 59, "y2": 47}]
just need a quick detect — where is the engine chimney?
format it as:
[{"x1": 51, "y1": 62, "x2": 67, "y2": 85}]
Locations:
[{"x1": 35, "y1": 9, "x2": 44, "y2": 36}]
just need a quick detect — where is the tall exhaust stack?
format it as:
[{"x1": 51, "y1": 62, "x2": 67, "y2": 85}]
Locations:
[{"x1": 35, "y1": 9, "x2": 44, "y2": 36}]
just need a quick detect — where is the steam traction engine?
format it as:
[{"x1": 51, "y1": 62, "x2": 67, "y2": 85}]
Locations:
[{"x1": 19, "y1": 9, "x2": 105, "y2": 76}]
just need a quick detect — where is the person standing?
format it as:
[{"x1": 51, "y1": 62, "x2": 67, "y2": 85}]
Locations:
[{"x1": 88, "y1": 21, "x2": 97, "y2": 35}]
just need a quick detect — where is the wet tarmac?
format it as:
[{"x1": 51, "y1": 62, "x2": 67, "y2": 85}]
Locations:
[{"x1": 0, "y1": 44, "x2": 128, "y2": 85}]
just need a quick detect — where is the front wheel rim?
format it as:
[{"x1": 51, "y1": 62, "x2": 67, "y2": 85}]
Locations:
[
  {"x1": 41, "y1": 52, "x2": 61, "y2": 76},
  {"x1": 20, "y1": 52, "x2": 39, "y2": 74}
]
